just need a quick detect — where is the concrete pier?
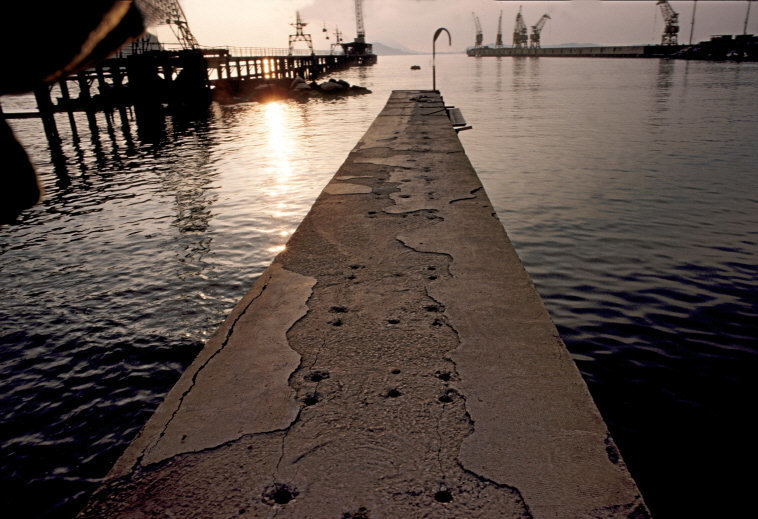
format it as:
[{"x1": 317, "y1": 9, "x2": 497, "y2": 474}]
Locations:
[
  {"x1": 467, "y1": 44, "x2": 683, "y2": 58},
  {"x1": 80, "y1": 91, "x2": 649, "y2": 518}
]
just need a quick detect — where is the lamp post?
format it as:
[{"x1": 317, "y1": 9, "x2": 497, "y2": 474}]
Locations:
[
  {"x1": 745, "y1": 0, "x2": 753, "y2": 35},
  {"x1": 433, "y1": 27, "x2": 451, "y2": 92}
]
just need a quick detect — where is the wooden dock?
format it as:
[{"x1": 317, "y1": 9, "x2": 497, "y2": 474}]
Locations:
[
  {"x1": 79, "y1": 91, "x2": 648, "y2": 519},
  {"x1": 1, "y1": 48, "x2": 376, "y2": 149}
]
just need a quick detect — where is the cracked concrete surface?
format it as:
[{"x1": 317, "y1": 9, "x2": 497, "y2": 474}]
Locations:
[
  {"x1": 106, "y1": 263, "x2": 315, "y2": 477},
  {"x1": 80, "y1": 91, "x2": 649, "y2": 518}
]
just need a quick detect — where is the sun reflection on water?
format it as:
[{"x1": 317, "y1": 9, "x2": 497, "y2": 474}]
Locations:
[
  {"x1": 267, "y1": 244, "x2": 287, "y2": 254},
  {"x1": 264, "y1": 101, "x2": 296, "y2": 252},
  {"x1": 264, "y1": 101, "x2": 293, "y2": 194}
]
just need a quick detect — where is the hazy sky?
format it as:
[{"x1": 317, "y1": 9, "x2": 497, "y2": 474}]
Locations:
[{"x1": 166, "y1": 1, "x2": 756, "y2": 52}]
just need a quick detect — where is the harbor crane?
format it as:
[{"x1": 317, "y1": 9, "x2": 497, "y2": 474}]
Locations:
[
  {"x1": 530, "y1": 14, "x2": 551, "y2": 48},
  {"x1": 513, "y1": 7, "x2": 529, "y2": 48},
  {"x1": 143, "y1": 0, "x2": 200, "y2": 49},
  {"x1": 657, "y1": 1, "x2": 680, "y2": 45},
  {"x1": 495, "y1": 11, "x2": 504, "y2": 47},
  {"x1": 330, "y1": 27, "x2": 344, "y2": 54},
  {"x1": 354, "y1": 0, "x2": 366, "y2": 44},
  {"x1": 288, "y1": 11, "x2": 314, "y2": 55},
  {"x1": 340, "y1": 0, "x2": 373, "y2": 57},
  {"x1": 472, "y1": 13, "x2": 484, "y2": 47}
]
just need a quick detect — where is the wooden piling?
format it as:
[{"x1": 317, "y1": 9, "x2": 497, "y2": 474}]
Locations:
[{"x1": 58, "y1": 79, "x2": 79, "y2": 142}]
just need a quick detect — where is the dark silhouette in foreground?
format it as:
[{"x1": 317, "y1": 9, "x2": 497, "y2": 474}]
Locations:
[{"x1": 0, "y1": 1, "x2": 146, "y2": 223}]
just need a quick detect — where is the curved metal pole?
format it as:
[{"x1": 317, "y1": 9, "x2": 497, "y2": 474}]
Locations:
[
  {"x1": 746, "y1": 0, "x2": 753, "y2": 35},
  {"x1": 433, "y1": 28, "x2": 451, "y2": 92},
  {"x1": 689, "y1": 0, "x2": 697, "y2": 45}
]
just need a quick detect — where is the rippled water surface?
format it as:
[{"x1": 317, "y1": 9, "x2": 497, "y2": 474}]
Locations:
[{"x1": 1, "y1": 55, "x2": 757, "y2": 518}]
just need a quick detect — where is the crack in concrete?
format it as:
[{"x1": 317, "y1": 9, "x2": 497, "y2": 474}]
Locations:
[
  {"x1": 274, "y1": 428, "x2": 288, "y2": 478},
  {"x1": 395, "y1": 237, "x2": 454, "y2": 264},
  {"x1": 134, "y1": 279, "x2": 271, "y2": 470},
  {"x1": 438, "y1": 314, "x2": 533, "y2": 516},
  {"x1": 290, "y1": 440, "x2": 332, "y2": 466},
  {"x1": 423, "y1": 266, "x2": 533, "y2": 516},
  {"x1": 458, "y1": 458, "x2": 535, "y2": 519},
  {"x1": 589, "y1": 500, "x2": 651, "y2": 519},
  {"x1": 381, "y1": 207, "x2": 441, "y2": 216},
  {"x1": 351, "y1": 146, "x2": 393, "y2": 153},
  {"x1": 267, "y1": 293, "x2": 333, "y2": 497},
  {"x1": 395, "y1": 220, "x2": 541, "y2": 515},
  {"x1": 284, "y1": 294, "x2": 320, "y2": 391},
  {"x1": 449, "y1": 187, "x2": 483, "y2": 205},
  {"x1": 266, "y1": 291, "x2": 331, "y2": 485},
  {"x1": 435, "y1": 401, "x2": 445, "y2": 480},
  {"x1": 309, "y1": 333, "x2": 327, "y2": 371}
]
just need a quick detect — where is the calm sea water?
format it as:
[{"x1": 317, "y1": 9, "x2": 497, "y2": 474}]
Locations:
[{"x1": 1, "y1": 54, "x2": 756, "y2": 518}]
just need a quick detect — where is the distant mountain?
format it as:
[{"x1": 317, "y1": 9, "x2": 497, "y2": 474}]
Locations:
[{"x1": 372, "y1": 42, "x2": 424, "y2": 55}]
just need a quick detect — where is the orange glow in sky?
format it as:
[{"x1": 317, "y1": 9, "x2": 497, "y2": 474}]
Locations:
[{"x1": 161, "y1": 1, "x2": 757, "y2": 52}]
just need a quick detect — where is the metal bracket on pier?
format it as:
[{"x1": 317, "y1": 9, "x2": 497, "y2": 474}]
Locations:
[{"x1": 446, "y1": 106, "x2": 472, "y2": 132}]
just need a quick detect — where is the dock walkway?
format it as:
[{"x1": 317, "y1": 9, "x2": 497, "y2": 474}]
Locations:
[{"x1": 80, "y1": 91, "x2": 648, "y2": 518}]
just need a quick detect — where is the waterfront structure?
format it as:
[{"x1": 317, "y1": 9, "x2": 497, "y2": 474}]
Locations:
[
  {"x1": 80, "y1": 91, "x2": 649, "y2": 518},
  {"x1": 466, "y1": 34, "x2": 757, "y2": 59},
  {"x1": 288, "y1": 11, "x2": 314, "y2": 56},
  {"x1": 1, "y1": 47, "x2": 376, "y2": 157}
]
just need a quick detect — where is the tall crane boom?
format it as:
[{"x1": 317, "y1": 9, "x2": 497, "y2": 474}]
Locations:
[
  {"x1": 513, "y1": 7, "x2": 528, "y2": 48},
  {"x1": 657, "y1": 0, "x2": 680, "y2": 45},
  {"x1": 340, "y1": 0, "x2": 372, "y2": 56},
  {"x1": 530, "y1": 14, "x2": 551, "y2": 49},
  {"x1": 141, "y1": 0, "x2": 200, "y2": 49},
  {"x1": 472, "y1": 13, "x2": 483, "y2": 47},
  {"x1": 354, "y1": 0, "x2": 366, "y2": 44},
  {"x1": 496, "y1": 11, "x2": 503, "y2": 47}
]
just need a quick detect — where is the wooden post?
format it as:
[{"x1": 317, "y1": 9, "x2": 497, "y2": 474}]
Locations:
[
  {"x1": 77, "y1": 71, "x2": 100, "y2": 139},
  {"x1": 34, "y1": 85, "x2": 60, "y2": 142},
  {"x1": 76, "y1": 71, "x2": 91, "y2": 105},
  {"x1": 110, "y1": 61, "x2": 131, "y2": 135},
  {"x1": 127, "y1": 53, "x2": 163, "y2": 142},
  {"x1": 163, "y1": 62, "x2": 174, "y2": 83},
  {"x1": 95, "y1": 64, "x2": 116, "y2": 130},
  {"x1": 95, "y1": 64, "x2": 109, "y2": 109},
  {"x1": 33, "y1": 84, "x2": 64, "y2": 166},
  {"x1": 58, "y1": 79, "x2": 79, "y2": 142}
]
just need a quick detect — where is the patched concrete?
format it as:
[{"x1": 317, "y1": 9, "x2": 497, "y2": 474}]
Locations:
[
  {"x1": 323, "y1": 182, "x2": 373, "y2": 195},
  {"x1": 81, "y1": 91, "x2": 649, "y2": 519}
]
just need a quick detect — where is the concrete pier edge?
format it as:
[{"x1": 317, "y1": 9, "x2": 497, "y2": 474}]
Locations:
[{"x1": 80, "y1": 91, "x2": 650, "y2": 518}]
